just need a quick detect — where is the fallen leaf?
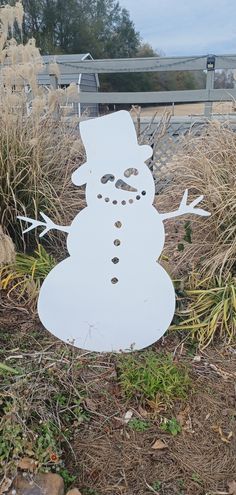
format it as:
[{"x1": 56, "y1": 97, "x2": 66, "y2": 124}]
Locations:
[
  {"x1": 0, "y1": 478, "x2": 12, "y2": 494},
  {"x1": 177, "y1": 405, "x2": 190, "y2": 427},
  {"x1": 66, "y1": 490, "x2": 83, "y2": 495},
  {"x1": 152, "y1": 439, "x2": 168, "y2": 450},
  {"x1": 218, "y1": 427, "x2": 233, "y2": 444},
  {"x1": 108, "y1": 382, "x2": 120, "y2": 397},
  {"x1": 222, "y1": 408, "x2": 229, "y2": 417},
  {"x1": 138, "y1": 405, "x2": 149, "y2": 418},
  {"x1": 184, "y1": 418, "x2": 195, "y2": 434},
  {"x1": 17, "y1": 457, "x2": 37, "y2": 472},
  {"x1": 147, "y1": 398, "x2": 166, "y2": 413},
  {"x1": 228, "y1": 480, "x2": 236, "y2": 495},
  {"x1": 84, "y1": 398, "x2": 97, "y2": 412},
  {"x1": 124, "y1": 410, "x2": 133, "y2": 424}
]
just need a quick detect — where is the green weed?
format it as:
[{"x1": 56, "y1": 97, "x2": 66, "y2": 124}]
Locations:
[
  {"x1": 0, "y1": 400, "x2": 61, "y2": 468},
  {"x1": 128, "y1": 418, "x2": 150, "y2": 432},
  {"x1": 178, "y1": 221, "x2": 193, "y2": 252},
  {"x1": 59, "y1": 468, "x2": 77, "y2": 489},
  {"x1": 173, "y1": 274, "x2": 236, "y2": 348},
  {"x1": 118, "y1": 352, "x2": 190, "y2": 403},
  {"x1": 0, "y1": 244, "x2": 56, "y2": 308},
  {"x1": 0, "y1": 362, "x2": 19, "y2": 375},
  {"x1": 191, "y1": 473, "x2": 203, "y2": 485},
  {"x1": 152, "y1": 481, "x2": 162, "y2": 491},
  {"x1": 160, "y1": 418, "x2": 181, "y2": 436},
  {"x1": 0, "y1": 347, "x2": 87, "y2": 479},
  {"x1": 177, "y1": 478, "x2": 185, "y2": 494}
]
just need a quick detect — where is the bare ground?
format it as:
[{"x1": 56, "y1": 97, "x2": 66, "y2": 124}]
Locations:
[
  {"x1": 0, "y1": 304, "x2": 236, "y2": 495},
  {"x1": 138, "y1": 102, "x2": 236, "y2": 118}
]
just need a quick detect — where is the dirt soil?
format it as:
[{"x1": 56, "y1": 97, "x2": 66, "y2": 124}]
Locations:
[
  {"x1": 0, "y1": 305, "x2": 236, "y2": 495},
  {"x1": 139, "y1": 102, "x2": 236, "y2": 117}
]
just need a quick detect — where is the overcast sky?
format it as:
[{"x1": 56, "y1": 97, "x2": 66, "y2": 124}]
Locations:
[{"x1": 120, "y1": 0, "x2": 236, "y2": 56}]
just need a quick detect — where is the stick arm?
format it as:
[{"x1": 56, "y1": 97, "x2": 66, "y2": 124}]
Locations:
[
  {"x1": 160, "y1": 189, "x2": 210, "y2": 221},
  {"x1": 17, "y1": 212, "x2": 71, "y2": 238}
]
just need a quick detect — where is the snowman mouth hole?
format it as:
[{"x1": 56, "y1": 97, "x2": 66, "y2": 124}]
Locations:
[{"x1": 97, "y1": 192, "x2": 147, "y2": 204}]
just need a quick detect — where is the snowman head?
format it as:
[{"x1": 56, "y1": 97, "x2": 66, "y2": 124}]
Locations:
[{"x1": 72, "y1": 111, "x2": 155, "y2": 207}]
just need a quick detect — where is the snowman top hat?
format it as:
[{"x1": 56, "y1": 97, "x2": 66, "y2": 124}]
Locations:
[{"x1": 72, "y1": 110, "x2": 153, "y2": 186}]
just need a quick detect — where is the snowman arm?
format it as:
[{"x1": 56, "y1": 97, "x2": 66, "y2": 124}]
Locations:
[
  {"x1": 17, "y1": 212, "x2": 71, "y2": 237},
  {"x1": 160, "y1": 190, "x2": 211, "y2": 221}
]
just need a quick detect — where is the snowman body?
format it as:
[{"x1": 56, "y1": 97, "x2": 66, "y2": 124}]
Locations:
[
  {"x1": 36, "y1": 110, "x2": 180, "y2": 352},
  {"x1": 38, "y1": 201, "x2": 176, "y2": 352},
  {"x1": 37, "y1": 111, "x2": 178, "y2": 351},
  {"x1": 19, "y1": 111, "x2": 209, "y2": 351}
]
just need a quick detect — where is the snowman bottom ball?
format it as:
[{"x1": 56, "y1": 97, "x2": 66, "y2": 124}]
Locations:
[{"x1": 38, "y1": 256, "x2": 175, "y2": 353}]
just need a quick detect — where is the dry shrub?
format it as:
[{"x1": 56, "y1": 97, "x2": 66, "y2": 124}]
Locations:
[
  {"x1": 158, "y1": 121, "x2": 236, "y2": 278},
  {"x1": 0, "y1": 114, "x2": 85, "y2": 252},
  {"x1": 0, "y1": 225, "x2": 15, "y2": 263},
  {"x1": 0, "y1": 1, "x2": 86, "y2": 253}
]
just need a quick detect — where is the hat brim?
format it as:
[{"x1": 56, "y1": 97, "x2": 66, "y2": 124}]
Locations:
[{"x1": 72, "y1": 144, "x2": 153, "y2": 186}]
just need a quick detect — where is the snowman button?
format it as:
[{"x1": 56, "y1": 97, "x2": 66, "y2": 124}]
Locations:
[
  {"x1": 115, "y1": 221, "x2": 122, "y2": 229},
  {"x1": 112, "y1": 257, "x2": 119, "y2": 264}
]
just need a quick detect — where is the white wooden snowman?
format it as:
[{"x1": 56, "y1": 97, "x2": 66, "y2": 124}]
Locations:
[{"x1": 18, "y1": 111, "x2": 210, "y2": 352}]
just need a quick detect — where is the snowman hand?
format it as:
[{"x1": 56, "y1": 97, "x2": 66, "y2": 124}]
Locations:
[
  {"x1": 178, "y1": 190, "x2": 211, "y2": 217},
  {"x1": 17, "y1": 213, "x2": 70, "y2": 237},
  {"x1": 38, "y1": 213, "x2": 58, "y2": 237},
  {"x1": 160, "y1": 190, "x2": 210, "y2": 221}
]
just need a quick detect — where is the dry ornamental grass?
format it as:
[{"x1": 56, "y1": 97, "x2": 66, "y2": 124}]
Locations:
[
  {"x1": 155, "y1": 120, "x2": 236, "y2": 347},
  {"x1": 0, "y1": 114, "x2": 85, "y2": 252},
  {"x1": 0, "y1": 2, "x2": 86, "y2": 253},
  {"x1": 158, "y1": 121, "x2": 236, "y2": 278}
]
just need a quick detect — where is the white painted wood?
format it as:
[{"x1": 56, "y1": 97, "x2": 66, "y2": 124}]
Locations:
[
  {"x1": 64, "y1": 89, "x2": 208, "y2": 104},
  {"x1": 3, "y1": 53, "x2": 236, "y2": 113},
  {"x1": 205, "y1": 70, "x2": 215, "y2": 117},
  {"x1": 50, "y1": 55, "x2": 207, "y2": 73},
  {"x1": 40, "y1": 55, "x2": 236, "y2": 74},
  {"x1": 49, "y1": 74, "x2": 58, "y2": 89},
  {"x1": 62, "y1": 88, "x2": 236, "y2": 105},
  {"x1": 19, "y1": 111, "x2": 210, "y2": 352}
]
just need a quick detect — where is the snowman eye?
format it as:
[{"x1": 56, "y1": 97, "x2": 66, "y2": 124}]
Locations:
[
  {"x1": 124, "y1": 168, "x2": 139, "y2": 178},
  {"x1": 101, "y1": 174, "x2": 115, "y2": 184}
]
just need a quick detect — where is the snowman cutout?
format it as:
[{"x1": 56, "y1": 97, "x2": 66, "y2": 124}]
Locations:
[{"x1": 18, "y1": 111, "x2": 210, "y2": 352}]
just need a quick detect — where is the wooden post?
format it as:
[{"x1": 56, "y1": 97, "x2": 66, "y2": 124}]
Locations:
[
  {"x1": 73, "y1": 84, "x2": 80, "y2": 117},
  {"x1": 49, "y1": 74, "x2": 60, "y2": 118},
  {"x1": 49, "y1": 74, "x2": 58, "y2": 90},
  {"x1": 204, "y1": 56, "x2": 215, "y2": 118}
]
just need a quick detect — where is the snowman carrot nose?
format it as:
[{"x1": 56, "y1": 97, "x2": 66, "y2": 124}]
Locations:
[{"x1": 115, "y1": 179, "x2": 137, "y2": 192}]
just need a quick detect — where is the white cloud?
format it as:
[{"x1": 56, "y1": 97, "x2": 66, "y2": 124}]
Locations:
[{"x1": 120, "y1": 0, "x2": 236, "y2": 55}]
